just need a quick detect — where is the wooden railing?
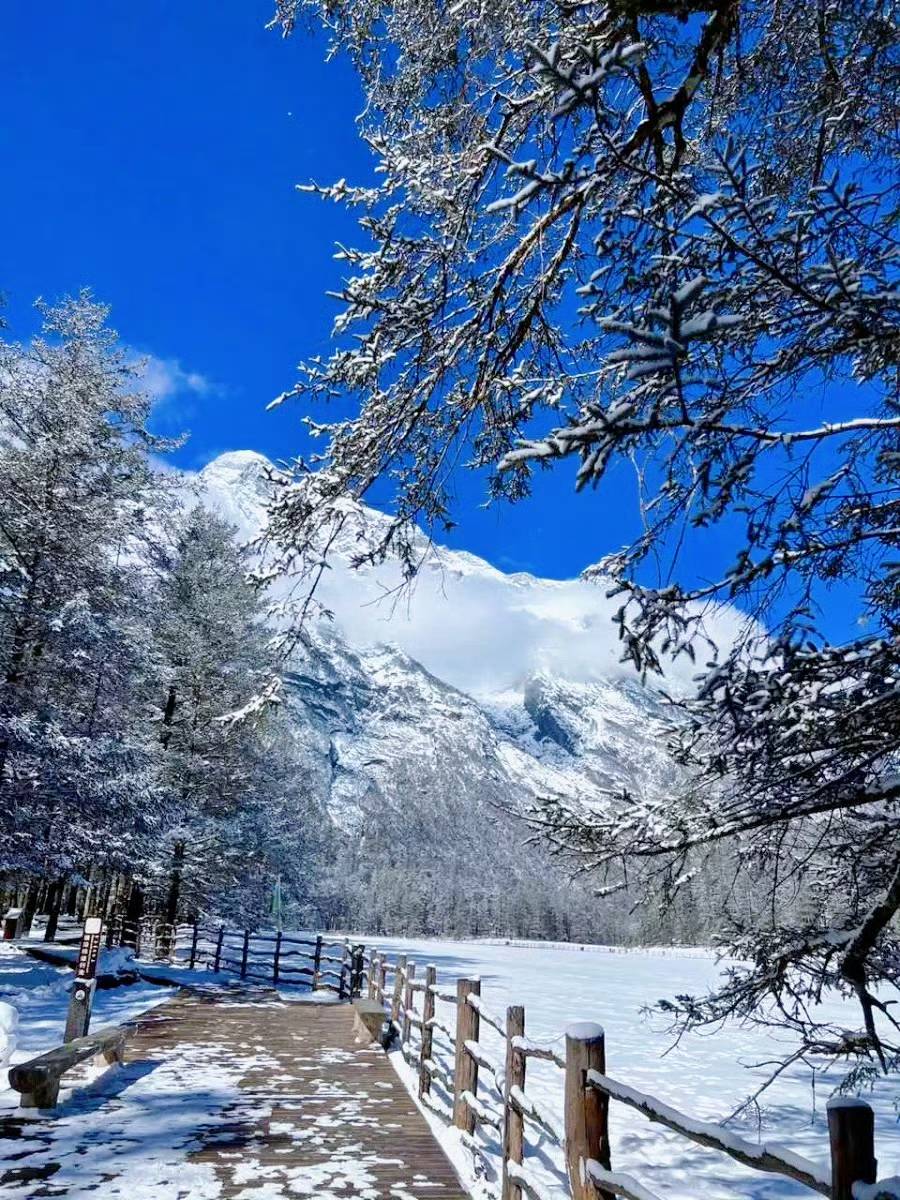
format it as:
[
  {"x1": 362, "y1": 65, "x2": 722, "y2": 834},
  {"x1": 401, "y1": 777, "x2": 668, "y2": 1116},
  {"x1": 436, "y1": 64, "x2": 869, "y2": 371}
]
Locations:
[
  {"x1": 362, "y1": 949, "x2": 882, "y2": 1200},
  {"x1": 111, "y1": 919, "x2": 367, "y2": 999},
  {"x1": 19, "y1": 915, "x2": 884, "y2": 1200}
]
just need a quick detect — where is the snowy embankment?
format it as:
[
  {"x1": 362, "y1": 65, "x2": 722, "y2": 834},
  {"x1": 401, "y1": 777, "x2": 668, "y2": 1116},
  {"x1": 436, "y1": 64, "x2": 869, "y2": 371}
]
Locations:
[
  {"x1": 0, "y1": 941, "x2": 174, "y2": 1115},
  {"x1": 366, "y1": 936, "x2": 900, "y2": 1200}
]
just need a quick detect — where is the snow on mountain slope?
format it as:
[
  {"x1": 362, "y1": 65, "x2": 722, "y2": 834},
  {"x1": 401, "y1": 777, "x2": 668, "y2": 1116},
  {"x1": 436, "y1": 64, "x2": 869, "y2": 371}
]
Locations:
[
  {"x1": 195, "y1": 451, "x2": 676, "y2": 835},
  {"x1": 193, "y1": 451, "x2": 677, "y2": 839}
]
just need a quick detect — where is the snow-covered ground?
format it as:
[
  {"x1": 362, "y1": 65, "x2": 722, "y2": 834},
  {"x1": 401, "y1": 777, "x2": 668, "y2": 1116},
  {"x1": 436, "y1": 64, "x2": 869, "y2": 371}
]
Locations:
[
  {"x1": 0, "y1": 942, "x2": 175, "y2": 1116},
  {"x1": 364, "y1": 936, "x2": 900, "y2": 1200},
  {"x1": 2, "y1": 936, "x2": 897, "y2": 1198}
]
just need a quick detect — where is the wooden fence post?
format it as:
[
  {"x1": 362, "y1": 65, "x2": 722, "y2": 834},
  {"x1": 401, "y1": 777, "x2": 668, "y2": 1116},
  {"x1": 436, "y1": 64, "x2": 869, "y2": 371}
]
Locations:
[
  {"x1": 391, "y1": 954, "x2": 408, "y2": 1028},
  {"x1": 828, "y1": 1098, "x2": 877, "y2": 1200},
  {"x1": 189, "y1": 923, "x2": 199, "y2": 970},
  {"x1": 378, "y1": 957, "x2": 387, "y2": 1004},
  {"x1": 419, "y1": 964, "x2": 436, "y2": 1097},
  {"x1": 337, "y1": 943, "x2": 347, "y2": 999},
  {"x1": 367, "y1": 952, "x2": 377, "y2": 999},
  {"x1": 213, "y1": 925, "x2": 225, "y2": 973},
  {"x1": 240, "y1": 929, "x2": 250, "y2": 979},
  {"x1": 453, "y1": 977, "x2": 481, "y2": 1133},
  {"x1": 502, "y1": 1005, "x2": 526, "y2": 1200},
  {"x1": 402, "y1": 961, "x2": 416, "y2": 1044},
  {"x1": 352, "y1": 945, "x2": 365, "y2": 997},
  {"x1": 310, "y1": 934, "x2": 321, "y2": 990},
  {"x1": 565, "y1": 1022, "x2": 611, "y2": 1200},
  {"x1": 273, "y1": 930, "x2": 282, "y2": 987}
]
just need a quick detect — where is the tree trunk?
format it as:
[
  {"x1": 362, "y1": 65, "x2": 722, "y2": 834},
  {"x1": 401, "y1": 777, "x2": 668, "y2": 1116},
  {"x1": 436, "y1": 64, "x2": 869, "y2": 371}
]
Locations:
[
  {"x1": 158, "y1": 842, "x2": 185, "y2": 958},
  {"x1": 44, "y1": 878, "x2": 64, "y2": 942},
  {"x1": 159, "y1": 685, "x2": 177, "y2": 749},
  {"x1": 20, "y1": 878, "x2": 39, "y2": 937},
  {"x1": 123, "y1": 880, "x2": 144, "y2": 949}
]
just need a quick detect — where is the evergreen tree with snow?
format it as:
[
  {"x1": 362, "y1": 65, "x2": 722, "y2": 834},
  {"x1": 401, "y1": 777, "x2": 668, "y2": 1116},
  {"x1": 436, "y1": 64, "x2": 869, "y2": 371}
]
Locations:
[
  {"x1": 0, "y1": 294, "x2": 170, "y2": 887},
  {"x1": 148, "y1": 505, "x2": 324, "y2": 925}
]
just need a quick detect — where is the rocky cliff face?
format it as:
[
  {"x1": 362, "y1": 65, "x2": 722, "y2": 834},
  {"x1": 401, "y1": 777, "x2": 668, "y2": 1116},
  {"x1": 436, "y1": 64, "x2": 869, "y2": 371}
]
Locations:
[{"x1": 194, "y1": 451, "x2": 678, "y2": 936}]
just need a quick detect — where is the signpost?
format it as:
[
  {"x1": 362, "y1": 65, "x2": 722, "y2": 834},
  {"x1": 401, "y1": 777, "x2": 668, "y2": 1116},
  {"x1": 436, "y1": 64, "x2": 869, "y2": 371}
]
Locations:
[{"x1": 64, "y1": 917, "x2": 103, "y2": 1043}]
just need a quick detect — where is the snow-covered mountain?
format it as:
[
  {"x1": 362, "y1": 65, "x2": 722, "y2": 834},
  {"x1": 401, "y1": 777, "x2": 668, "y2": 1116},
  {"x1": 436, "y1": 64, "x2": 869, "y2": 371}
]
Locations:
[
  {"x1": 198, "y1": 450, "x2": 674, "y2": 804},
  {"x1": 194, "y1": 451, "x2": 679, "y2": 934}
]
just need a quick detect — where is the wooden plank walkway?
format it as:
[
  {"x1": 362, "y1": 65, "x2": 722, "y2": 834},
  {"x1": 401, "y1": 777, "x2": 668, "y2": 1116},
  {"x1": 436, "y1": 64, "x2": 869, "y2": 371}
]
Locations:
[{"x1": 1, "y1": 991, "x2": 469, "y2": 1198}]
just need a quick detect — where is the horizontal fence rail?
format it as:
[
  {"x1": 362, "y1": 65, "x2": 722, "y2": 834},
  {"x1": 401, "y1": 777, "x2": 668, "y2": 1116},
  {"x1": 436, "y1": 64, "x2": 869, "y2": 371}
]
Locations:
[
  {"x1": 7, "y1": 912, "x2": 885, "y2": 1200},
  {"x1": 101, "y1": 916, "x2": 368, "y2": 1000},
  {"x1": 360, "y1": 947, "x2": 882, "y2": 1200}
]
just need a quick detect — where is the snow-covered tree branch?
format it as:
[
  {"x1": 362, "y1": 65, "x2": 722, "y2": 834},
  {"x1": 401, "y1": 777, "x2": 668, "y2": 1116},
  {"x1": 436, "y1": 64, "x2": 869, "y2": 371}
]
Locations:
[{"x1": 265, "y1": 0, "x2": 900, "y2": 1084}]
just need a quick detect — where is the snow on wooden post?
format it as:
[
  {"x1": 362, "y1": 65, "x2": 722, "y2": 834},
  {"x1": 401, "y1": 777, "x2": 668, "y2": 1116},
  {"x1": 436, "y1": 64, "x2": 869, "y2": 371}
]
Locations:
[
  {"x1": 2, "y1": 908, "x2": 25, "y2": 941},
  {"x1": 312, "y1": 935, "x2": 323, "y2": 990},
  {"x1": 828, "y1": 1097, "x2": 877, "y2": 1200},
  {"x1": 419, "y1": 964, "x2": 436, "y2": 1097},
  {"x1": 501, "y1": 1004, "x2": 526, "y2": 1200},
  {"x1": 240, "y1": 929, "x2": 250, "y2": 979},
  {"x1": 453, "y1": 977, "x2": 481, "y2": 1133},
  {"x1": 213, "y1": 926, "x2": 225, "y2": 973},
  {"x1": 188, "y1": 924, "x2": 199, "y2": 970},
  {"x1": 565, "y1": 1022, "x2": 611, "y2": 1200},
  {"x1": 273, "y1": 930, "x2": 283, "y2": 987},
  {"x1": 391, "y1": 955, "x2": 408, "y2": 1027},
  {"x1": 402, "y1": 960, "x2": 416, "y2": 1044}
]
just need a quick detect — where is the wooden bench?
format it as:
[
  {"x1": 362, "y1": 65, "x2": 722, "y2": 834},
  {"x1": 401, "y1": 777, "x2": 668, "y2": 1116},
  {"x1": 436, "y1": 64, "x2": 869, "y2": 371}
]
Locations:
[{"x1": 7, "y1": 1026, "x2": 128, "y2": 1108}]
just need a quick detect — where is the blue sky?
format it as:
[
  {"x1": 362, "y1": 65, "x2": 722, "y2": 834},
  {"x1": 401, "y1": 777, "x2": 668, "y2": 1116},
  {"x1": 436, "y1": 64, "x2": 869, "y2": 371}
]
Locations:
[
  {"x1": 2, "y1": 0, "x2": 656, "y2": 580},
  {"x1": 0, "y1": 2, "x2": 860, "y2": 639}
]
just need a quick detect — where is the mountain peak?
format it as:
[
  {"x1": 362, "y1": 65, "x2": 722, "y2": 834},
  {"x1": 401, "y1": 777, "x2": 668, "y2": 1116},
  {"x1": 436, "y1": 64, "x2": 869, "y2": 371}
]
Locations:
[{"x1": 200, "y1": 449, "x2": 274, "y2": 477}]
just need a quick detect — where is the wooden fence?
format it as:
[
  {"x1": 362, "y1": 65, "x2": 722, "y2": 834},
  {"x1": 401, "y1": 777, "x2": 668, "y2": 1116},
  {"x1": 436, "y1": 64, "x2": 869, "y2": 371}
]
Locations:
[
  {"x1": 108, "y1": 918, "x2": 367, "y2": 999},
  {"x1": 360, "y1": 949, "x2": 882, "y2": 1200},
  {"x1": 32, "y1": 916, "x2": 883, "y2": 1200}
]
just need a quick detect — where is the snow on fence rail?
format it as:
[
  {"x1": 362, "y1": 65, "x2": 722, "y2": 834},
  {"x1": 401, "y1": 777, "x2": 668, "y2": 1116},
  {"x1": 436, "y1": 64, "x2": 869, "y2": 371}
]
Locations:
[
  {"x1": 13, "y1": 914, "x2": 887, "y2": 1200},
  {"x1": 361, "y1": 949, "x2": 884, "y2": 1200},
  {"x1": 102, "y1": 917, "x2": 369, "y2": 999}
]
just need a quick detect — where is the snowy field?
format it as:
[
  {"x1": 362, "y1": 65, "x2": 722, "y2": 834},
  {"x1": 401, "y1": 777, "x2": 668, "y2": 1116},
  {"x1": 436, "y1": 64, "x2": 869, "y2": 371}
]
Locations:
[
  {"x1": 0, "y1": 943, "x2": 175, "y2": 1117},
  {"x1": 365, "y1": 936, "x2": 900, "y2": 1200},
  {"x1": 1, "y1": 936, "x2": 897, "y2": 1199}
]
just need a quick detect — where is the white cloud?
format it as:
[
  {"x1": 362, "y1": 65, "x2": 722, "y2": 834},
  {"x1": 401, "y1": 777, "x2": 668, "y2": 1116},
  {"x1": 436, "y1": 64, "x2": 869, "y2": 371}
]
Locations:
[
  {"x1": 131, "y1": 352, "x2": 215, "y2": 406},
  {"x1": 314, "y1": 537, "x2": 749, "y2": 700},
  {"x1": 197, "y1": 450, "x2": 753, "y2": 700}
]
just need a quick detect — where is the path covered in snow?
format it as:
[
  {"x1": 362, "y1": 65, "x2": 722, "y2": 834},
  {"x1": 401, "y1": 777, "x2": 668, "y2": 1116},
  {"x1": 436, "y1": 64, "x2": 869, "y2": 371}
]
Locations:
[{"x1": 1, "y1": 987, "x2": 467, "y2": 1199}]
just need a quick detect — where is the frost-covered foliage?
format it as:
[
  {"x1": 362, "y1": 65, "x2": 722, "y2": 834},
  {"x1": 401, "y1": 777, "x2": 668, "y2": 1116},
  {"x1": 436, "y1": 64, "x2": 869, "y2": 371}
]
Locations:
[
  {"x1": 0, "y1": 298, "x2": 326, "y2": 930},
  {"x1": 0, "y1": 295, "x2": 169, "y2": 878},
  {"x1": 266, "y1": 1, "x2": 900, "y2": 1086},
  {"x1": 148, "y1": 507, "x2": 326, "y2": 926}
]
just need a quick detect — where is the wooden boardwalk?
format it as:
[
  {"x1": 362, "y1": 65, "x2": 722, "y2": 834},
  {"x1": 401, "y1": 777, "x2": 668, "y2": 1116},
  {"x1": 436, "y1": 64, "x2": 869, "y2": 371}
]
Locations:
[{"x1": 1, "y1": 991, "x2": 469, "y2": 1198}]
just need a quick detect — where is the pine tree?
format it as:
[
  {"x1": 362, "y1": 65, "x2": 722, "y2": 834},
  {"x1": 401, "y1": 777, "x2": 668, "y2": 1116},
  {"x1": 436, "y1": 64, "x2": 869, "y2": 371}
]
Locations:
[
  {"x1": 147, "y1": 505, "x2": 325, "y2": 926},
  {"x1": 0, "y1": 294, "x2": 170, "y2": 886}
]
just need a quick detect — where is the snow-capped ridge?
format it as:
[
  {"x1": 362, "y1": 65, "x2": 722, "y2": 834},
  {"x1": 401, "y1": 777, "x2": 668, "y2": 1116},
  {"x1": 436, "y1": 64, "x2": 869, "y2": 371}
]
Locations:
[{"x1": 194, "y1": 448, "x2": 678, "y2": 831}]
